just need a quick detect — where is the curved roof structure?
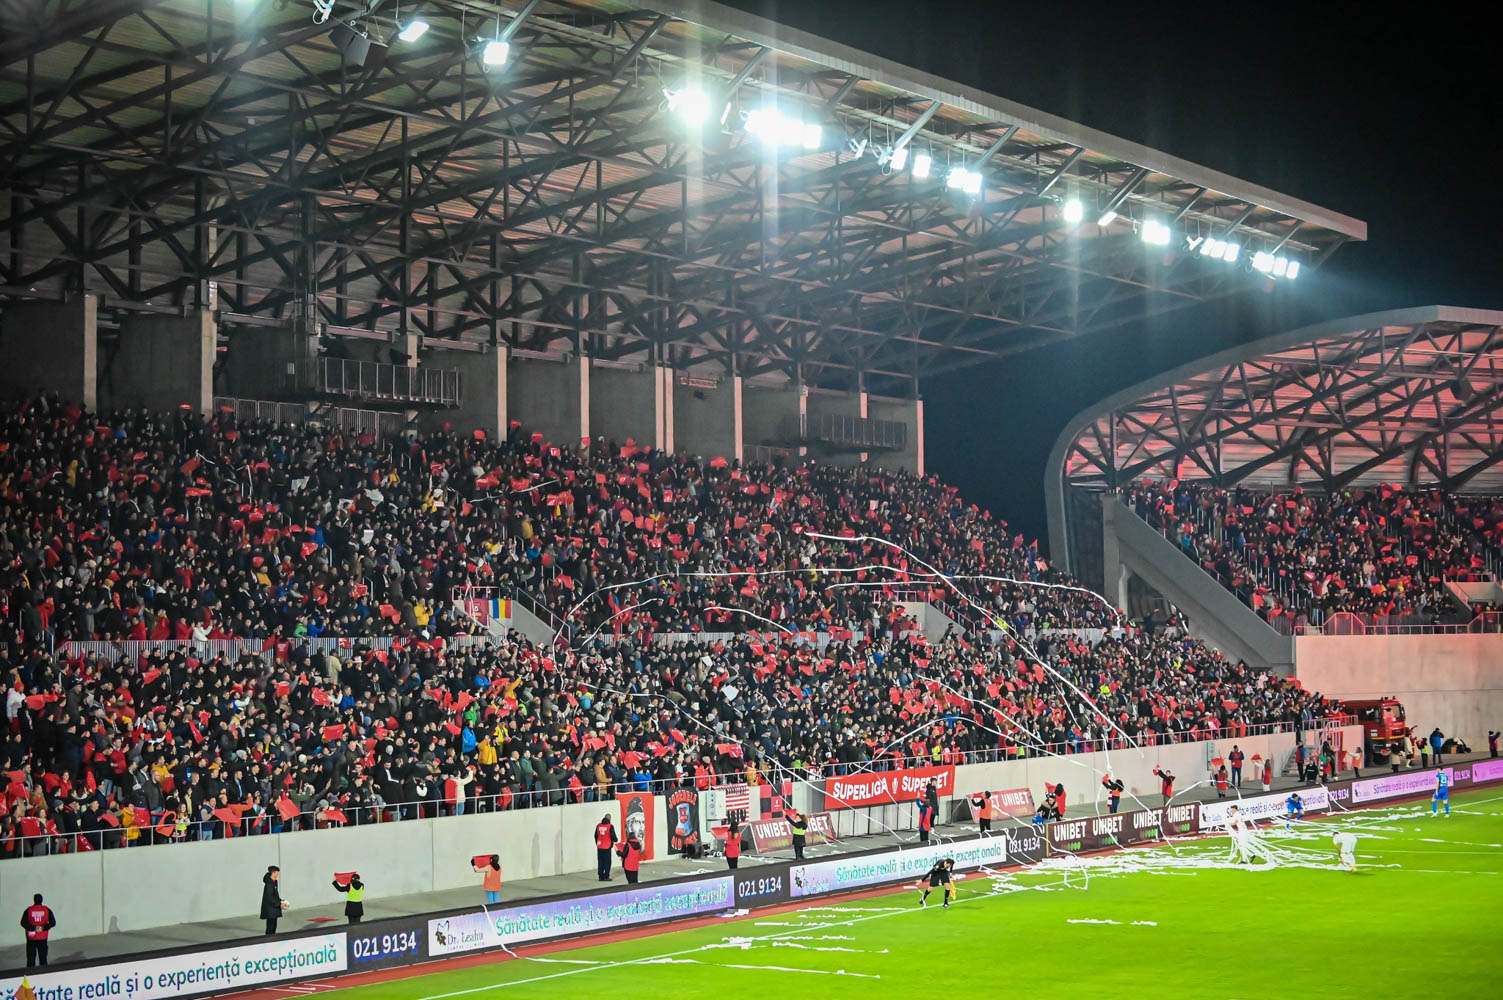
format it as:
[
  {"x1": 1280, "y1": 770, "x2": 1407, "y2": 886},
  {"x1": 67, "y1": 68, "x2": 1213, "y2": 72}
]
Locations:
[
  {"x1": 0, "y1": 0, "x2": 1362, "y2": 397},
  {"x1": 1046, "y1": 306, "x2": 1503, "y2": 571}
]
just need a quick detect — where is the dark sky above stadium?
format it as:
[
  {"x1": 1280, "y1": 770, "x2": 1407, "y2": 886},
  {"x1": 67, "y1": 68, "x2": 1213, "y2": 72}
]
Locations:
[{"x1": 725, "y1": 0, "x2": 1502, "y2": 550}]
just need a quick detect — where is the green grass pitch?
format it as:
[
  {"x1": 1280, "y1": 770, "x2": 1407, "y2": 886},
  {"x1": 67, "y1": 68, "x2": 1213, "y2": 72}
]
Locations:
[{"x1": 336, "y1": 786, "x2": 1503, "y2": 1000}]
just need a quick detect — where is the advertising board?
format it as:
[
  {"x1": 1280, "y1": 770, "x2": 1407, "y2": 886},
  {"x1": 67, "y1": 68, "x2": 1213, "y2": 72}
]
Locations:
[
  {"x1": 824, "y1": 765, "x2": 955, "y2": 809},
  {"x1": 789, "y1": 838, "x2": 1006, "y2": 898},
  {"x1": 1046, "y1": 803, "x2": 1201, "y2": 854},
  {"x1": 748, "y1": 812, "x2": 836, "y2": 853},
  {"x1": 427, "y1": 877, "x2": 734, "y2": 956},
  {"x1": 0, "y1": 933, "x2": 347, "y2": 1000},
  {"x1": 1199, "y1": 787, "x2": 1329, "y2": 827}
]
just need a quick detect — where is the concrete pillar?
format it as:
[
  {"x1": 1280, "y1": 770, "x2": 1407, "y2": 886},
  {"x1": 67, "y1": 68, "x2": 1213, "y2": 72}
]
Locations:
[
  {"x1": 657, "y1": 366, "x2": 675, "y2": 454},
  {"x1": 731, "y1": 375, "x2": 744, "y2": 462},
  {"x1": 424, "y1": 344, "x2": 507, "y2": 439},
  {"x1": 106, "y1": 309, "x2": 216, "y2": 415},
  {"x1": 588, "y1": 363, "x2": 658, "y2": 450},
  {"x1": 508, "y1": 354, "x2": 588, "y2": 449},
  {"x1": 0, "y1": 295, "x2": 98, "y2": 410},
  {"x1": 673, "y1": 374, "x2": 740, "y2": 462},
  {"x1": 1101, "y1": 497, "x2": 1125, "y2": 611},
  {"x1": 396, "y1": 331, "x2": 420, "y2": 367}
]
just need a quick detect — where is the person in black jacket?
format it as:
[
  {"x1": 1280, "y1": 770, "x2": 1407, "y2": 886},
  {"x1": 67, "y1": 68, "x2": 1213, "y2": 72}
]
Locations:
[
  {"x1": 917, "y1": 858, "x2": 955, "y2": 908},
  {"x1": 261, "y1": 865, "x2": 288, "y2": 935}
]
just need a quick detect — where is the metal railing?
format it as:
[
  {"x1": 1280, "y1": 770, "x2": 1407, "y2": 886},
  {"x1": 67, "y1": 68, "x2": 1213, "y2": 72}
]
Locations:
[
  {"x1": 287, "y1": 357, "x2": 462, "y2": 407},
  {"x1": 0, "y1": 719, "x2": 1335, "y2": 857},
  {"x1": 1295, "y1": 610, "x2": 1503, "y2": 636},
  {"x1": 213, "y1": 396, "x2": 410, "y2": 439}
]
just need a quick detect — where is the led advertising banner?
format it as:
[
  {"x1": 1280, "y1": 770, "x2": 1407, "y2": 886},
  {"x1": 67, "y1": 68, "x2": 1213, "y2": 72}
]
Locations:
[
  {"x1": 1199, "y1": 787, "x2": 1329, "y2": 828},
  {"x1": 748, "y1": 812, "x2": 836, "y2": 853},
  {"x1": 789, "y1": 837, "x2": 1007, "y2": 898},
  {"x1": 0, "y1": 933, "x2": 347, "y2": 1000},
  {"x1": 427, "y1": 877, "x2": 735, "y2": 956}
]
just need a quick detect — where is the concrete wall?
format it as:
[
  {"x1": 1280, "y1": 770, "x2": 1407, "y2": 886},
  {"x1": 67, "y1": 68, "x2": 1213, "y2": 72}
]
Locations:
[
  {"x1": 104, "y1": 310, "x2": 216, "y2": 415},
  {"x1": 0, "y1": 799, "x2": 670, "y2": 942},
  {"x1": 0, "y1": 295, "x2": 97, "y2": 410},
  {"x1": 868, "y1": 395, "x2": 924, "y2": 474},
  {"x1": 1104, "y1": 498, "x2": 1294, "y2": 671},
  {"x1": 806, "y1": 387, "x2": 864, "y2": 466},
  {"x1": 1295, "y1": 634, "x2": 1503, "y2": 746},
  {"x1": 508, "y1": 355, "x2": 587, "y2": 449},
  {"x1": 425, "y1": 345, "x2": 507, "y2": 439},
  {"x1": 742, "y1": 383, "x2": 805, "y2": 453},
  {"x1": 218, "y1": 325, "x2": 312, "y2": 400},
  {"x1": 897, "y1": 600, "x2": 960, "y2": 642},
  {"x1": 588, "y1": 364, "x2": 657, "y2": 450},
  {"x1": 673, "y1": 375, "x2": 741, "y2": 461}
]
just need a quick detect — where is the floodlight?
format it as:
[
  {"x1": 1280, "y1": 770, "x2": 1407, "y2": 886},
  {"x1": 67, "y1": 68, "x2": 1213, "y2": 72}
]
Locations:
[
  {"x1": 1272, "y1": 256, "x2": 1289, "y2": 277},
  {"x1": 1097, "y1": 209, "x2": 1117, "y2": 227},
  {"x1": 801, "y1": 122, "x2": 823, "y2": 149},
  {"x1": 1062, "y1": 199, "x2": 1084, "y2": 224},
  {"x1": 911, "y1": 152, "x2": 932, "y2": 179},
  {"x1": 667, "y1": 86, "x2": 711, "y2": 126},
  {"x1": 1252, "y1": 251, "x2": 1275, "y2": 273},
  {"x1": 398, "y1": 17, "x2": 429, "y2": 42},
  {"x1": 1200, "y1": 238, "x2": 1220, "y2": 257},
  {"x1": 1141, "y1": 219, "x2": 1171, "y2": 246},
  {"x1": 482, "y1": 39, "x2": 509, "y2": 66},
  {"x1": 1285, "y1": 260, "x2": 1301, "y2": 279},
  {"x1": 889, "y1": 146, "x2": 909, "y2": 171},
  {"x1": 1220, "y1": 242, "x2": 1240, "y2": 262}
]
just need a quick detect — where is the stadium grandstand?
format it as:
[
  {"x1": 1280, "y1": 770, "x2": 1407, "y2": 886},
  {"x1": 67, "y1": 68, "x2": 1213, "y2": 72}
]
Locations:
[{"x1": 4, "y1": 3, "x2": 1499, "y2": 1000}]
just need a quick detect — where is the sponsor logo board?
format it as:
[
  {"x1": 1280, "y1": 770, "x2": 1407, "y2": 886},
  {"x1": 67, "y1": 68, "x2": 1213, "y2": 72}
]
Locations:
[
  {"x1": 824, "y1": 765, "x2": 955, "y2": 809},
  {"x1": 748, "y1": 811, "x2": 836, "y2": 853},
  {"x1": 789, "y1": 838, "x2": 1006, "y2": 898},
  {"x1": 0, "y1": 934, "x2": 346, "y2": 1000},
  {"x1": 428, "y1": 877, "x2": 734, "y2": 956}
]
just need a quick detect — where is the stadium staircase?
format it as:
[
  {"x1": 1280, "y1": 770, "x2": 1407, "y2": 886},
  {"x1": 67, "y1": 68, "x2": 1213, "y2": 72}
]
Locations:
[{"x1": 1101, "y1": 495, "x2": 1295, "y2": 672}]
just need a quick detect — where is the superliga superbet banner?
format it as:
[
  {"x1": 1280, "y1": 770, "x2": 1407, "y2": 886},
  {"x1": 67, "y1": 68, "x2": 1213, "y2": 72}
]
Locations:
[{"x1": 824, "y1": 765, "x2": 955, "y2": 809}]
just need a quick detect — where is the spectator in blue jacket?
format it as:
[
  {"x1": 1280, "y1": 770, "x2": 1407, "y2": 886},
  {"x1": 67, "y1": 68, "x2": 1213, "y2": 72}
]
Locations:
[{"x1": 1429, "y1": 728, "x2": 1445, "y2": 764}]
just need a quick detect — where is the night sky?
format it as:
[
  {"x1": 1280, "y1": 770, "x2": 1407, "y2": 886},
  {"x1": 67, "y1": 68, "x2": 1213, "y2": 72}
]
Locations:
[{"x1": 724, "y1": 0, "x2": 1503, "y2": 549}]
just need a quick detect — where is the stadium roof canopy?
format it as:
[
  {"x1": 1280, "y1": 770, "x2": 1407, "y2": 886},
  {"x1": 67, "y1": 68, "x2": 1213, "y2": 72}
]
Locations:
[
  {"x1": 1046, "y1": 306, "x2": 1503, "y2": 567},
  {"x1": 0, "y1": 0, "x2": 1365, "y2": 395}
]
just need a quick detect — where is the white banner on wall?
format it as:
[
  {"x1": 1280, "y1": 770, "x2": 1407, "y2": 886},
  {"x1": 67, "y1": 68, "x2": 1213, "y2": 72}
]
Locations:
[
  {"x1": 790, "y1": 838, "x2": 1007, "y2": 899},
  {"x1": 0, "y1": 933, "x2": 347, "y2": 1000},
  {"x1": 1351, "y1": 768, "x2": 1452, "y2": 804},
  {"x1": 1199, "y1": 786, "x2": 1330, "y2": 827},
  {"x1": 427, "y1": 877, "x2": 735, "y2": 957}
]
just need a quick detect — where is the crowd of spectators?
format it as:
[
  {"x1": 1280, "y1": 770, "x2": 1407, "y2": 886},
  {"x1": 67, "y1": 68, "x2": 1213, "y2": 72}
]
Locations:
[
  {"x1": 0, "y1": 396, "x2": 1344, "y2": 856},
  {"x1": 1125, "y1": 481, "x2": 1502, "y2": 628}
]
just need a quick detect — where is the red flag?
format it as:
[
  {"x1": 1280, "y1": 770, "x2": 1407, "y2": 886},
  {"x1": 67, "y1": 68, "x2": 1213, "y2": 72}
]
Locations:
[
  {"x1": 333, "y1": 871, "x2": 357, "y2": 885},
  {"x1": 324, "y1": 809, "x2": 349, "y2": 824},
  {"x1": 322, "y1": 724, "x2": 346, "y2": 742},
  {"x1": 277, "y1": 796, "x2": 300, "y2": 821}
]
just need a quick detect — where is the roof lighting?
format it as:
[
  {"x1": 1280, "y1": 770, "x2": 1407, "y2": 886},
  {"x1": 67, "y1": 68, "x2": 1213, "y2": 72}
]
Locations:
[
  {"x1": 1062, "y1": 199, "x2": 1084, "y2": 224},
  {"x1": 482, "y1": 38, "x2": 509, "y2": 65},
  {"x1": 1097, "y1": 209, "x2": 1117, "y2": 227},
  {"x1": 1141, "y1": 219, "x2": 1171, "y2": 246},
  {"x1": 667, "y1": 86, "x2": 711, "y2": 126},
  {"x1": 911, "y1": 152, "x2": 932, "y2": 179},
  {"x1": 888, "y1": 146, "x2": 909, "y2": 171},
  {"x1": 397, "y1": 17, "x2": 429, "y2": 42}
]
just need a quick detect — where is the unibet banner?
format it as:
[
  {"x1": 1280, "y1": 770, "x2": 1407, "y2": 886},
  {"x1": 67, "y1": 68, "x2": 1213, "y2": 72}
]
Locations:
[
  {"x1": 789, "y1": 837, "x2": 1006, "y2": 898},
  {"x1": 748, "y1": 811, "x2": 836, "y2": 853},
  {"x1": 0, "y1": 933, "x2": 346, "y2": 1000}
]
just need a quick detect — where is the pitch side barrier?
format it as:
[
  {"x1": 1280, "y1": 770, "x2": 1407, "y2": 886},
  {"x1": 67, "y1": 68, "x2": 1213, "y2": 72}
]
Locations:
[
  {"x1": 1043, "y1": 757, "x2": 1503, "y2": 856},
  {"x1": 11, "y1": 761, "x2": 1496, "y2": 1000},
  {"x1": 0, "y1": 825, "x2": 1046, "y2": 1000}
]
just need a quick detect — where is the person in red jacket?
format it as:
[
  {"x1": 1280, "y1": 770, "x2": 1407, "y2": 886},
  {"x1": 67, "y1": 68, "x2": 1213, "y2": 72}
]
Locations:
[
  {"x1": 20, "y1": 893, "x2": 56, "y2": 967},
  {"x1": 617, "y1": 831, "x2": 643, "y2": 884},
  {"x1": 594, "y1": 815, "x2": 617, "y2": 881},
  {"x1": 724, "y1": 819, "x2": 742, "y2": 870}
]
